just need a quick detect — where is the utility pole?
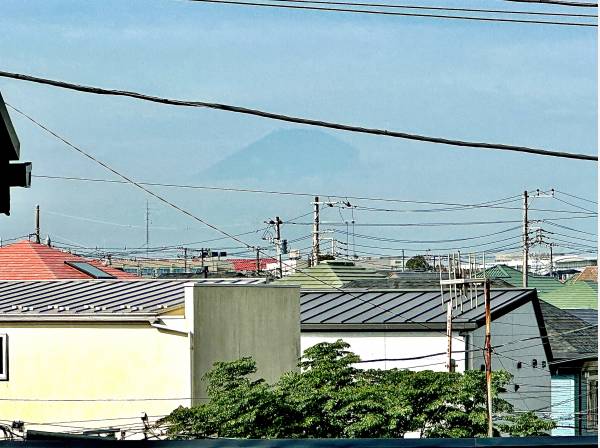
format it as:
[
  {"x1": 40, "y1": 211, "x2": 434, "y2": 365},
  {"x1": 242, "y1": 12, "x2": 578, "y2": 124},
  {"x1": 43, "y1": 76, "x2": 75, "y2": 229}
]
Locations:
[
  {"x1": 440, "y1": 272, "x2": 494, "y2": 436},
  {"x1": 145, "y1": 200, "x2": 150, "y2": 259},
  {"x1": 522, "y1": 191, "x2": 528, "y2": 287},
  {"x1": 183, "y1": 247, "x2": 188, "y2": 273},
  {"x1": 255, "y1": 247, "x2": 261, "y2": 274},
  {"x1": 483, "y1": 279, "x2": 493, "y2": 437},
  {"x1": 402, "y1": 249, "x2": 405, "y2": 272},
  {"x1": 446, "y1": 302, "x2": 453, "y2": 372},
  {"x1": 549, "y1": 243, "x2": 553, "y2": 277},
  {"x1": 35, "y1": 204, "x2": 40, "y2": 244},
  {"x1": 266, "y1": 217, "x2": 284, "y2": 278},
  {"x1": 311, "y1": 196, "x2": 320, "y2": 267}
]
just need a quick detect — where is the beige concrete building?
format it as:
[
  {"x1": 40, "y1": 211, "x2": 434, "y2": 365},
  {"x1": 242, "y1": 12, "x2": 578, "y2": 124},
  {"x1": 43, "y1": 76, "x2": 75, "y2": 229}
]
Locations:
[{"x1": 0, "y1": 280, "x2": 300, "y2": 438}]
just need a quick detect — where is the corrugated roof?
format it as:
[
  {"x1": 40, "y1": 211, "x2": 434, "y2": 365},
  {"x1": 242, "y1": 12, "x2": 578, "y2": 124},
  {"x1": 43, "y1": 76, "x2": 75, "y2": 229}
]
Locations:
[
  {"x1": 541, "y1": 281, "x2": 598, "y2": 310},
  {"x1": 343, "y1": 278, "x2": 514, "y2": 290},
  {"x1": 300, "y1": 288, "x2": 535, "y2": 329},
  {"x1": 0, "y1": 240, "x2": 138, "y2": 280},
  {"x1": 483, "y1": 264, "x2": 564, "y2": 296},
  {"x1": 0, "y1": 281, "x2": 536, "y2": 331},
  {"x1": 539, "y1": 300, "x2": 597, "y2": 361},
  {"x1": 0, "y1": 278, "x2": 266, "y2": 316},
  {"x1": 275, "y1": 260, "x2": 386, "y2": 289}
]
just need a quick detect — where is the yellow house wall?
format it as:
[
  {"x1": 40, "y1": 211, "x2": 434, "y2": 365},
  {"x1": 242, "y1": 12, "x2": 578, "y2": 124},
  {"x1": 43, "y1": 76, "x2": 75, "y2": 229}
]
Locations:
[{"x1": 0, "y1": 321, "x2": 190, "y2": 434}]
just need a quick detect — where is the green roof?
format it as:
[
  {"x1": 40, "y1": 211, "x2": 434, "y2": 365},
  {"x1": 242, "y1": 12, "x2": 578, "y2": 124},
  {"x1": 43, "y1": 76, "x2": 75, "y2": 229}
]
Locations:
[
  {"x1": 274, "y1": 260, "x2": 385, "y2": 289},
  {"x1": 482, "y1": 264, "x2": 564, "y2": 297},
  {"x1": 542, "y1": 281, "x2": 598, "y2": 310}
]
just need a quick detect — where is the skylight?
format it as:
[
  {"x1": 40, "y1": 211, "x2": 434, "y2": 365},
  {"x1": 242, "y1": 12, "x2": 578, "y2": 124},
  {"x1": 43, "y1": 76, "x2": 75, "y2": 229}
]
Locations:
[{"x1": 64, "y1": 261, "x2": 115, "y2": 279}]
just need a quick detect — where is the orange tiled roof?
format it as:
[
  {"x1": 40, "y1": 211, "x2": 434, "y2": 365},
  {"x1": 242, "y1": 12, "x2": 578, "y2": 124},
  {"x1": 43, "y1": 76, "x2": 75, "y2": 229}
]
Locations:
[
  {"x1": 0, "y1": 240, "x2": 138, "y2": 280},
  {"x1": 574, "y1": 266, "x2": 598, "y2": 283}
]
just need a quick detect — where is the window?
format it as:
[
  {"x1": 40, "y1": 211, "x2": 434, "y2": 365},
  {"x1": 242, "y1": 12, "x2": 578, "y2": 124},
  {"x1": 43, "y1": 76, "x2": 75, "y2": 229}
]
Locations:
[
  {"x1": 0, "y1": 334, "x2": 7, "y2": 381},
  {"x1": 587, "y1": 378, "x2": 598, "y2": 430}
]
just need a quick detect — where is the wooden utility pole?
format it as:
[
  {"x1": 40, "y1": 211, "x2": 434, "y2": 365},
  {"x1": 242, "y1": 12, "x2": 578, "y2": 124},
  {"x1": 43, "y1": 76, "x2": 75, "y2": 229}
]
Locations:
[
  {"x1": 311, "y1": 196, "x2": 320, "y2": 267},
  {"x1": 183, "y1": 247, "x2": 188, "y2": 273},
  {"x1": 35, "y1": 204, "x2": 40, "y2": 244},
  {"x1": 446, "y1": 302, "x2": 453, "y2": 372},
  {"x1": 440, "y1": 274, "x2": 494, "y2": 436},
  {"x1": 255, "y1": 247, "x2": 261, "y2": 274},
  {"x1": 269, "y1": 217, "x2": 283, "y2": 278},
  {"x1": 522, "y1": 190, "x2": 529, "y2": 287},
  {"x1": 549, "y1": 243, "x2": 554, "y2": 277},
  {"x1": 483, "y1": 279, "x2": 493, "y2": 437}
]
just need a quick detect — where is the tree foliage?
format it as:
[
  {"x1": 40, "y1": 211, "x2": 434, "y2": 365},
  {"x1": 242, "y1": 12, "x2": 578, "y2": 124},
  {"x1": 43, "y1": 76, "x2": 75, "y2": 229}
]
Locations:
[
  {"x1": 405, "y1": 255, "x2": 432, "y2": 271},
  {"x1": 162, "y1": 340, "x2": 554, "y2": 439}
]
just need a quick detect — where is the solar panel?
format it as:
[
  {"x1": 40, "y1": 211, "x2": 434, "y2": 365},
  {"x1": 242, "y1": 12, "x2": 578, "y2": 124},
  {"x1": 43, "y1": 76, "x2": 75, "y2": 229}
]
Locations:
[{"x1": 64, "y1": 261, "x2": 115, "y2": 279}]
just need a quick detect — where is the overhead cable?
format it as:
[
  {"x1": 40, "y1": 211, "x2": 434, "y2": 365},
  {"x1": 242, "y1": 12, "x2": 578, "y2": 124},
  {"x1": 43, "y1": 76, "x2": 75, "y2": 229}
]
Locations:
[
  {"x1": 186, "y1": 0, "x2": 597, "y2": 26},
  {"x1": 1, "y1": 71, "x2": 596, "y2": 161},
  {"x1": 260, "y1": 0, "x2": 598, "y2": 16}
]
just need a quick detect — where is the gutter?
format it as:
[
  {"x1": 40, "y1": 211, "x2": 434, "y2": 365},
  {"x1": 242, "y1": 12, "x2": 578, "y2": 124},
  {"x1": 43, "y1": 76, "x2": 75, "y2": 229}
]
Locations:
[{"x1": 0, "y1": 313, "x2": 157, "y2": 322}]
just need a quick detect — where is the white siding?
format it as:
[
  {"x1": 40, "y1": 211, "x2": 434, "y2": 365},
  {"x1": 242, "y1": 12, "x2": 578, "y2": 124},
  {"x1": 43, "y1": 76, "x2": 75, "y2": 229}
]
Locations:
[
  {"x1": 551, "y1": 375, "x2": 576, "y2": 436},
  {"x1": 301, "y1": 331, "x2": 465, "y2": 372}
]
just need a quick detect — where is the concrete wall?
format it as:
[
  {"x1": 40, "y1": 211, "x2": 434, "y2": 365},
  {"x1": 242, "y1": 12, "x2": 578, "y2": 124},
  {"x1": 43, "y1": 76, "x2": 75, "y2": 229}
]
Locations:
[
  {"x1": 468, "y1": 301, "x2": 551, "y2": 412},
  {"x1": 301, "y1": 331, "x2": 466, "y2": 372},
  {"x1": 187, "y1": 284, "x2": 300, "y2": 402},
  {"x1": 0, "y1": 321, "x2": 190, "y2": 435}
]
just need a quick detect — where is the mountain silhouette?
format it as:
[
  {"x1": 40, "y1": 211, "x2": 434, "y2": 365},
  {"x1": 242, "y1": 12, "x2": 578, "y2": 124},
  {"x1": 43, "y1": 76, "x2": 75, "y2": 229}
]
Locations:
[{"x1": 197, "y1": 129, "x2": 361, "y2": 181}]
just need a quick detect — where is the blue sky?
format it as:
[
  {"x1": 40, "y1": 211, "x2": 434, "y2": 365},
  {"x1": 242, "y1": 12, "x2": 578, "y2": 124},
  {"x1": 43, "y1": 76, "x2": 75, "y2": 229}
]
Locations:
[{"x1": 0, "y1": 0, "x2": 597, "y2": 258}]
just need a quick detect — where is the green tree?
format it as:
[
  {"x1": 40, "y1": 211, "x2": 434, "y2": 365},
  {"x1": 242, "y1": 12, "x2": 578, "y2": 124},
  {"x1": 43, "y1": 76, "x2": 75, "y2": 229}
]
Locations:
[
  {"x1": 162, "y1": 340, "x2": 554, "y2": 439},
  {"x1": 405, "y1": 255, "x2": 432, "y2": 271}
]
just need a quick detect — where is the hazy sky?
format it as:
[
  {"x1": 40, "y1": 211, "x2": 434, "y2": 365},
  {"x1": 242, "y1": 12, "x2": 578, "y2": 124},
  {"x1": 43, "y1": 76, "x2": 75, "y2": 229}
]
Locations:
[{"x1": 0, "y1": 0, "x2": 597, "y2": 259}]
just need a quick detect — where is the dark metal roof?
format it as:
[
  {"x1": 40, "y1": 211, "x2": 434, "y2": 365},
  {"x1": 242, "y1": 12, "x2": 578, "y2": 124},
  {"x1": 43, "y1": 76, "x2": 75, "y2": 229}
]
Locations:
[
  {"x1": 0, "y1": 278, "x2": 265, "y2": 317},
  {"x1": 0, "y1": 281, "x2": 536, "y2": 331},
  {"x1": 300, "y1": 288, "x2": 535, "y2": 330}
]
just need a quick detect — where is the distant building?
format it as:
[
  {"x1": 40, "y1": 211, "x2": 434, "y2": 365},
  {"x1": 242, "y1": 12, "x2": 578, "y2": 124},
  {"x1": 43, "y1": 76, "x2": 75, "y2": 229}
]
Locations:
[
  {"x1": 0, "y1": 240, "x2": 137, "y2": 279},
  {"x1": 274, "y1": 260, "x2": 386, "y2": 289}
]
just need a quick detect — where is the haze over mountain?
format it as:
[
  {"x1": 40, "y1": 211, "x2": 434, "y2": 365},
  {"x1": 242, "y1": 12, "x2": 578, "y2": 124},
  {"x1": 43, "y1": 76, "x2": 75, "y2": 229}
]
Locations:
[{"x1": 196, "y1": 129, "x2": 361, "y2": 181}]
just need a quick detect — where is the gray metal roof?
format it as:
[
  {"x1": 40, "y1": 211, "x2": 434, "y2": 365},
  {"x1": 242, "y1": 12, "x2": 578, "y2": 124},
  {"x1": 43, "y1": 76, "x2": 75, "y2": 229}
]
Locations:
[
  {"x1": 0, "y1": 280, "x2": 534, "y2": 331},
  {"x1": 0, "y1": 278, "x2": 265, "y2": 317},
  {"x1": 300, "y1": 288, "x2": 536, "y2": 330}
]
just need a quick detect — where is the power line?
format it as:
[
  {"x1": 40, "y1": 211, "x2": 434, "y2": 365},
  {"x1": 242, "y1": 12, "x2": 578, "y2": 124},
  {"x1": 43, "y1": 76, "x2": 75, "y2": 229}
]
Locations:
[
  {"x1": 12, "y1": 104, "x2": 488, "y2": 355},
  {"x1": 555, "y1": 189, "x2": 598, "y2": 205},
  {"x1": 553, "y1": 195, "x2": 598, "y2": 214},
  {"x1": 260, "y1": 0, "x2": 598, "y2": 16},
  {"x1": 288, "y1": 214, "x2": 596, "y2": 226},
  {"x1": 503, "y1": 0, "x2": 597, "y2": 8},
  {"x1": 342, "y1": 225, "x2": 522, "y2": 244},
  {"x1": 1, "y1": 72, "x2": 596, "y2": 161},
  {"x1": 187, "y1": 0, "x2": 597, "y2": 26},
  {"x1": 544, "y1": 221, "x2": 598, "y2": 236},
  {"x1": 33, "y1": 175, "x2": 534, "y2": 212}
]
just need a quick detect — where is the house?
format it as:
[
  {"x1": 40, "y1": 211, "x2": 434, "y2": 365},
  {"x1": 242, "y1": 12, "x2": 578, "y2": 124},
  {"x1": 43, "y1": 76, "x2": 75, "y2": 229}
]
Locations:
[
  {"x1": 0, "y1": 240, "x2": 137, "y2": 279},
  {"x1": 0, "y1": 278, "x2": 569, "y2": 435},
  {"x1": 542, "y1": 282, "x2": 598, "y2": 325},
  {"x1": 540, "y1": 301, "x2": 597, "y2": 436},
  {"x1": 0, "y1": 280, "x2": 300, "y2": 437},
  {"x1": 569, "y1": 266, "x2": 598, "y2": 284},
  {"x1": 300, "y1": 287, "x2": 552, "y2": 413},
  {"x1": 274, "y1": 260, "x2": 386, "y2": 289},
  {"x1": 482, "y1": 264, "x2": 565, "y2": 298}
]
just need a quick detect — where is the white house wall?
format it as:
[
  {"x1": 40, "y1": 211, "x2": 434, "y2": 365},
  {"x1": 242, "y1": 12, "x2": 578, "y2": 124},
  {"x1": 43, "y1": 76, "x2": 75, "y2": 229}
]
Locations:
[
  {"x1": 468, "y1": 301, "x2": 551, "y2": 413},
  {"x1": 301, "y1": 331, "x2": 465, "y2": 372}
]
